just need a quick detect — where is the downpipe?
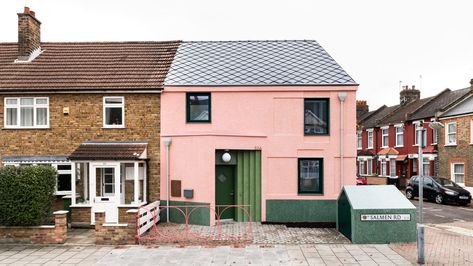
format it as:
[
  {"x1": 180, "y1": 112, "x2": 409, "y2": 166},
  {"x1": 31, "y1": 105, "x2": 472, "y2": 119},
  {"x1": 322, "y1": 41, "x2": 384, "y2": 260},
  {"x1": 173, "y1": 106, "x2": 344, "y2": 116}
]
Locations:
[
  {"x1": 162, "y1": 138, "x2": 172, "y2": 222},
  {"x1": 338, "y1": 92, "x2": 347, "y2": 190}
]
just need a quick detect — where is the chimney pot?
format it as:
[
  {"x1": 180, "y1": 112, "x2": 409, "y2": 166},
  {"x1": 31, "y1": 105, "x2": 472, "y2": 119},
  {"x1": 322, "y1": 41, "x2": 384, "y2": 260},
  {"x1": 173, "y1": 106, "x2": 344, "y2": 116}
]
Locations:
[{"x1": 24, "y1": 7, "x2": 30, "y2": 13}]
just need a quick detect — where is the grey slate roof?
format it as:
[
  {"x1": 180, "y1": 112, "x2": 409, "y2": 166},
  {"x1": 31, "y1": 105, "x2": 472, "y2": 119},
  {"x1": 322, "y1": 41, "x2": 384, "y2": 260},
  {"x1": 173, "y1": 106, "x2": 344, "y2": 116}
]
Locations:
[
  {"x1": 409, "y1": 88, "x2": 471, "y2": 120},
  {"x1": 440, "y1": 94, "x2": 473, "y2": 118},
  {"x1": 362, "y1": 105, "x2": 399, "y2": 129},
  {"x1": 164, "y1": 40, "x2": 356, "y2": 86}
]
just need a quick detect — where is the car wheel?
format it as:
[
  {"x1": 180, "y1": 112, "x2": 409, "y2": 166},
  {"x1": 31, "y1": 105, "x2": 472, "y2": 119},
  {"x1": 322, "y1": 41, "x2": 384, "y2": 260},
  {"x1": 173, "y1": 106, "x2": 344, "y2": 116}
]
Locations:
[
  {"x1": 406, "y1": 190, "x2": 414, "y2": 199},
  {"x1": 435, "y1": 194, "x2": 444, "y2": 204}
]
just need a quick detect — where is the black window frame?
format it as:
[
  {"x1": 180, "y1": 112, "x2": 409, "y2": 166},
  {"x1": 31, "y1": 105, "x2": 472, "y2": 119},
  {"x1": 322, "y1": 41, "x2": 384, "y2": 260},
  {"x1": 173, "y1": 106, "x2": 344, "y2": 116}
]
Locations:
[
  {"x1": 186, "y1": 92, "x2": 211, "y2": 123},
  {"x1": 304, "y1": 98, "x2": 330, "y2": 136},
  {"x1": 298, "y1": 158, "x2": 324, "y2": 195}
]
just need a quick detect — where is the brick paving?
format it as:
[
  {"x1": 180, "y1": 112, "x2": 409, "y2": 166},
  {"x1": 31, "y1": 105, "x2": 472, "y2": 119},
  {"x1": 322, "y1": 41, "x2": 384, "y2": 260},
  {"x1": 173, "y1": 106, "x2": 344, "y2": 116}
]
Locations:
[
  {"x1": 390, "y1": 224, "x2": 473, "y2": 265},
  {"x1": 0, "y1": 244, "x2": 411, "y2": 265}
]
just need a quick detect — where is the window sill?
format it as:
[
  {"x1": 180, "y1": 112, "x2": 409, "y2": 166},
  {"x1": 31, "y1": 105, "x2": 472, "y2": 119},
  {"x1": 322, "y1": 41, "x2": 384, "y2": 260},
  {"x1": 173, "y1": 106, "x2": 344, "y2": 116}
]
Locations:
[
  {"x1": 102, "y1": 126, "x2": 126, "y2": 129},
  {"x1": 395, "y1": 145, "x2": 404, "y2": 148},
  {"x1": 3, "y1": 127, "x2": 50, "y2": 130},
  {"x1": 298, "y1": 193, "x2": 324, "y2": 196},
  {"x1": 381, "y1": 146, "x2": 389, "y2": 149},
  {"x1": 367, "y1": 147, "x2": 373, "y2": 150},
  {"x1": 304, "y1": 134, "x2": 330, "y2": 136},
  {"x1": 444, "y1": 144, "x2": 457, "y2": 147}
]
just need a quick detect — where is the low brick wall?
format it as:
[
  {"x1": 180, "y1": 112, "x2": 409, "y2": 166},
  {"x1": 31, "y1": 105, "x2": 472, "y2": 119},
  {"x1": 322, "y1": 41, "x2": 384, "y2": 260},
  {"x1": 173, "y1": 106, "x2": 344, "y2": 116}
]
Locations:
[
  {"x1": 0, "y1": 211, "x2": 68, "y2": 244},
  {"x1": 71, "y1": 206, "x2": 92, "y2": 227},
  {"x1": 94, "y1": 210, "x2": 138, "y2": 245},
  {"x1": 367, "y1": 176, "x2": 388, "y2": 185}
]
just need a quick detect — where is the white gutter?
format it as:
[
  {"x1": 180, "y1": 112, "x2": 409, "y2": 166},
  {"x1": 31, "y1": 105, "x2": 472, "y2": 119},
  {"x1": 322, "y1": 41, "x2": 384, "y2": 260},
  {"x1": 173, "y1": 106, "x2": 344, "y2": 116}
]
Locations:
[
  {"x1": 162, "y1": 138, "x2": 172, "y2": 222},
  {"x1": 338, "y1": 92, "x2": 347, "y2": 190}
]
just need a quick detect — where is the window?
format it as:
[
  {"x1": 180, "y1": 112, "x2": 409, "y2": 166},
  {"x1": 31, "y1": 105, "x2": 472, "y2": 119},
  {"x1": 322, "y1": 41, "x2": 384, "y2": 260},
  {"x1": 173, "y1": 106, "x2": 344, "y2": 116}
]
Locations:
[
  {"x1": 304, "y1": 99, "x2": 329, "y2": 135},
  {"x1": 380, "y1": 159, "x2": 387, "y2": 176},
  {"x1": 422, "y1": 157, "x2": 430, "y2": 176},
  {"x1": 381, "y1": 128, "x2": 389, "y2": 148},
  {"x1": 395, "y1": 126, "x2": 404, "y2": 147},
  {"x1": 432, "y1": 128, "x2": 438, "y2": 145},
  {"x1": 445, "y1": 122, "x2": 456, "y2": 145},
  {"x1": 414, "y1": 125, "x2": 427, "y2": 147},
  {"x1": 412, "y1": 159, "x2": 418, "y2": 173},
  {"x1": 103, "y1": 97, "x2": 124, "y2": 127},
  {"x1": 56, "y1": 164, "x2": 72, "y2": 195},
  {"x1": 359, "y1": 161, "x2": 365, "y2": 176},
  {"x1": 451, "y1": 163, "x2": 465, "y2": 185},
  {"x1": 298, "y1": 158, "x2": 323, "y2": 194},
  {"x1": 357, "y1": 132, "x2": 362, "y2": 150},
  {"x1": 4, "y1": 97, "x2": 49, "y2": 128},
  {"x1": 389, "y1": 159, "x2": 396, "y2": 177},
  {"x1": 367, "y1": 159, "x2": 373, "y2": 175},
  {"x1": 186, "y1": 93, "x2": 211, "y2": 122},
  {"x1": 367, "y1": 130, "x2": 374, "y2": 149}
]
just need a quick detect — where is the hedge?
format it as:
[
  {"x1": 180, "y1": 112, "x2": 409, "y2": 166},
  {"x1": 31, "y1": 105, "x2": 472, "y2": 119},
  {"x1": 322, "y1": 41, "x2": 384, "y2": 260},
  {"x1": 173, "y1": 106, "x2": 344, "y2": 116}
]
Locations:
[{"x1": 0, "y1": 165, "x2": 57, "y2": 226}]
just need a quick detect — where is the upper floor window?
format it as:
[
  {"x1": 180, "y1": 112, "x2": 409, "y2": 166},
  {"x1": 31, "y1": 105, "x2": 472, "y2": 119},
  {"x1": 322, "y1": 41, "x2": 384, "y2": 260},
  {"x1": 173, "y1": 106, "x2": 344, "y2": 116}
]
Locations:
[
  {"x1": 432, "y1": 127, "x2": 438, "y2": 145},
  {"x1": 304, "y1": 99, "x2": 329, "y2": 135},
  {"x1": 414, "y1": 124, "x2": 427, "y2": 147},
  {"x1": 445, "y1": 122, "x2": 456, "y2": 145},
  {"x1": 298, "y1": 158, "x2": 323, "y2": 194},
  {"x1": 357, "y1": 132, "x2": 362, "y2": 150},
  {"x1": 186, "y1": 93, "x2": 211, "y2": 122},
  {"x1": 381, "y1": 127, "x2": 389, "y2": 148},
  {"x1": 4, "y1": 97, "x2": 49, "y2": 129},
  {"x1": 103, "y1": 97, "x2": 124, "y2": 128},
  {"x1": 367, "y1": 130, "x2": 374, "y2": 149},
  {"x1": 395, "y1": 126, "x2": 404, "y2": 147}
]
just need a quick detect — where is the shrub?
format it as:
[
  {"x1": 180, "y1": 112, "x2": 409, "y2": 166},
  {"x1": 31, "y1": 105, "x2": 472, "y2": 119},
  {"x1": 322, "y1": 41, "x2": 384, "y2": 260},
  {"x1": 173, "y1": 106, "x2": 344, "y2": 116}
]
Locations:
[{"x1": 0, "y1": 165, "x2": 57, "y2": 226}]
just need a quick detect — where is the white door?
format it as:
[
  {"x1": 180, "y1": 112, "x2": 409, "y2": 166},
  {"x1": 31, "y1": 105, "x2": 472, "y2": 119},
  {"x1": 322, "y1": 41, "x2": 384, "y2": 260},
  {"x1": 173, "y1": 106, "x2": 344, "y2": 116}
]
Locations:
[{"x1": 90, "y1": 163, "x2": 120, "y2": 224}]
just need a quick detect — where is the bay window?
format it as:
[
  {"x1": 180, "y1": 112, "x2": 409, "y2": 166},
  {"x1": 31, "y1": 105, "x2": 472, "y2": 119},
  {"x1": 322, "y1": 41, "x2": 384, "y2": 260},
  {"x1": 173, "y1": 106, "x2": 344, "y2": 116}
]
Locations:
[
  {"x1": 4, "y1": 97, "x2": 49, "y2": 128},
  {"x1": 367, "y1": 159, "x2": 373, "y2": 175},
  {"x1": 381, "y1": 159, "x2": 387, "y2": 176}
]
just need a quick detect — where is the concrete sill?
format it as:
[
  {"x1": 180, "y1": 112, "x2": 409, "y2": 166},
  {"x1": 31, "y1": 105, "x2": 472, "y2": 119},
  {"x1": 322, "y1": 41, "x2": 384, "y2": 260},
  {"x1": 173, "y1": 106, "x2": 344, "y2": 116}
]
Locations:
[{"x1": 444, "y1": 144, "x2": 457, "y2": 147}]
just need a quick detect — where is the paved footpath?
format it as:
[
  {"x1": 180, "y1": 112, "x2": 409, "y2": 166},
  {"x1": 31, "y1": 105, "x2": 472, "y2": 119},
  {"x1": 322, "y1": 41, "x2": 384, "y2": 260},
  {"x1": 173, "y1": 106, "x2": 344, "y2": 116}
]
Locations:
[{"x1": 0, "y1": 244, "x2": 412, "y2": 266}]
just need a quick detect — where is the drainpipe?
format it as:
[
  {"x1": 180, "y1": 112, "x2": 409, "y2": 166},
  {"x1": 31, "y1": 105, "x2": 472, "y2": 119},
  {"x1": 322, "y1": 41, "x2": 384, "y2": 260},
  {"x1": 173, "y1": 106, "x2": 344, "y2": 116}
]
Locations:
[
  {"x1": 162, "y1": 138, "x2": 172, "y2": 222},
  {"x1": 338, "y1": 92, "x2": 347, "y2": 190}
]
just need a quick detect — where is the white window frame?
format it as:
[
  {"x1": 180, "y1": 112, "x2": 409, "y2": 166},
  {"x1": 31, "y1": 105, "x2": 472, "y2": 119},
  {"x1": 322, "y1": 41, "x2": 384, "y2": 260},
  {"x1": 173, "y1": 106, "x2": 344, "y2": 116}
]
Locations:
[
  {"x1": 422, "y1": 157, "x2": 430, "y2": 176},
  {"x1": 451, "y1": 163, "x2": 465, "y2": 186},
  {"x1": 357, "y1": 132, "x2": 362, "y2": 150},
  {"x1": 432, "y1": 127, "x2": 438, "y2": 145},
  {"x1": 367, "y1": 129, "x2": 374, "y2": 149},
  {"x1": 103, "y1": 96, "x2": 125, "y2": 128},
  {"x1": 395, "y1": 125, "x2": 404, "y2": 147},
  {"x1": 367, "y1": 158, "x2": 373, "y2": 176},
  {"x1": 358, "y1": 161, "x2": 365, "y2": 176},
  {"x1": 445, "y1": 122, "x2": 457, "y2": 146},
  {"x1": 414, "y1": 123, "x2": 427, "y2": 147},
  {"x1": 4, "y1": 97, "x2": 49, "y2": 129},
  {"x1": 381, "y1": 127, "x2": 389, "y2": 148},
  {"x1": 380, "y1": 159, "x2": 387, "y2": 177}
]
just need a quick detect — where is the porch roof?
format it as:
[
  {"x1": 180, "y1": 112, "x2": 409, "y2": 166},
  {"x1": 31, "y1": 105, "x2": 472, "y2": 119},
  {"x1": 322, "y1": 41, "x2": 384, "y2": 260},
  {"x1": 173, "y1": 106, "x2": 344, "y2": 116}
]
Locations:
[
  {"x1": 69, "y1": 141, "x2": 147, "y2": 161},
  {"x1": 2, "y1": 155, "x2": 69, "y2": 163}
]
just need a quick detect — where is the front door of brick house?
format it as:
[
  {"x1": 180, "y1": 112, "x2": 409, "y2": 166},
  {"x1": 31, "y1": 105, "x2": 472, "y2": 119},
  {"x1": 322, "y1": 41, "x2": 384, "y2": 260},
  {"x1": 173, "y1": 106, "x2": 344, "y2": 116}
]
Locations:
[{"x1": 90, "y1": 162, "x2": 120, "y2": 223}]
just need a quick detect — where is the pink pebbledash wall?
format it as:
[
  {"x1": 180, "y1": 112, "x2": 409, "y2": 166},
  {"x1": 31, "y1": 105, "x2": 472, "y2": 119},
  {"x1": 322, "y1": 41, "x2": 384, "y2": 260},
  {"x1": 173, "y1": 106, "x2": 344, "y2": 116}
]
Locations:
[{"x1": 160, "y1": 86, "x2": 357, "y2": 224}]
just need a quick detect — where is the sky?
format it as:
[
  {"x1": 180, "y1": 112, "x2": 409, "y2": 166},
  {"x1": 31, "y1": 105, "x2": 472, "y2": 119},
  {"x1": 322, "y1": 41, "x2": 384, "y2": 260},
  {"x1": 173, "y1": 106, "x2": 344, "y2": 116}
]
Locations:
[{"x1": 1, "y1": 0, "x2": 472, "y2": 109}]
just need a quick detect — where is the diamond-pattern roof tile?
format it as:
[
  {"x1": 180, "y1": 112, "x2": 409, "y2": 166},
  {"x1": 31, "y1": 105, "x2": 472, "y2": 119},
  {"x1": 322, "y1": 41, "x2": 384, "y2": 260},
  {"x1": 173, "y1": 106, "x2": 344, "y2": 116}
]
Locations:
[{"x1": 164, "y1": 40, "x2": 356, "y2": 86}]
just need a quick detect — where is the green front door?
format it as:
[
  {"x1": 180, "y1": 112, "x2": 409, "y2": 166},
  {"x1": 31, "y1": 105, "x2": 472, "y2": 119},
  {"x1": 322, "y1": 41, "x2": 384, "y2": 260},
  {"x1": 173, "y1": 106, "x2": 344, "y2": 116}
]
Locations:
[{"x1": 215, "y1": 165, "x2": 235, "y2": 220}]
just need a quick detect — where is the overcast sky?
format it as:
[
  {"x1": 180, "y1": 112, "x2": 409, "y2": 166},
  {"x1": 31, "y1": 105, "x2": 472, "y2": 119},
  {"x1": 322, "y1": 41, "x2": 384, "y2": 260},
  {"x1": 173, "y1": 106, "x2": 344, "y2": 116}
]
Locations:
[{"x1": 1, "y1": 0, "x2": 472, "y2": 109}]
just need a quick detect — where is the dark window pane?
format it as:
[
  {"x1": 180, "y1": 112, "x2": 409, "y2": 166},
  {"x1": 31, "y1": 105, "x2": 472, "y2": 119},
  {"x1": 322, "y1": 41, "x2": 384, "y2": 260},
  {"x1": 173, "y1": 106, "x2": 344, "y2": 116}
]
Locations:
[
  {"x1": 299, "y1": 159, "x2": 323, "y2": 194},
  {"x1": 57, "y1": 164, "x2": 71, "y2": 170},
  {"x1": 188, "y1": 93, "x2": 210, "y2": 122},
  {"x1": 304, "y1": 99, "x2": 329, "y2": 135},
  {"x1": 58, "y1": 174, "x2": 71, "y2": 191},
  {"x1": 105, "y1": 107, "x2": 123, "y2": 125}
]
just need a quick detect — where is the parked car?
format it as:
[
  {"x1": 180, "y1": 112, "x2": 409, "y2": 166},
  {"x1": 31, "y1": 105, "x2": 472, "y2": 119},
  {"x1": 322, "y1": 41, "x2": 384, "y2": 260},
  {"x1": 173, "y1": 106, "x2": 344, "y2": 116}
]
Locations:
[
  {"x1": 406, "y1": 176, "x2": 471, "y2": 206},
  {"x1": 356, "y1": 176, "x2": 368, "y2": 185}
]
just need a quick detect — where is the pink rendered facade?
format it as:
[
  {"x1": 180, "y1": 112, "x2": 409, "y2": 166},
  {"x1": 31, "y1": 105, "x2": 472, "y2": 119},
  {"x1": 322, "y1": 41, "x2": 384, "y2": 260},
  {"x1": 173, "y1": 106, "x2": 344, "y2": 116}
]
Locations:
[{"x1": 160, "y1": 86, "x2": 357, "y2": 224}]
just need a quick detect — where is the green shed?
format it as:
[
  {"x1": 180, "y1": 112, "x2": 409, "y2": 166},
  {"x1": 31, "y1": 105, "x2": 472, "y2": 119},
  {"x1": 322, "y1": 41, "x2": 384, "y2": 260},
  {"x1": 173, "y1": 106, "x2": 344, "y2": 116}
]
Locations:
[{"x1": 337, "y1": 185, "x2": 417, "y2": 244}]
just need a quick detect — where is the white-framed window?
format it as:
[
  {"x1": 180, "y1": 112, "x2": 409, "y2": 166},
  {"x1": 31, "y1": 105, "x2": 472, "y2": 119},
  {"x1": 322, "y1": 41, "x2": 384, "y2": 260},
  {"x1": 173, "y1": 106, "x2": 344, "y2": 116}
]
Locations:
[
  {"x1": 367, "y1": 159, "x2": 373, "y2": 176},
  {"x1": 412, "y1": 159, "x2": 418, "y2": 173},
  {"x1": 395, "y1": 126, "x2": 404, "y2": 147},
  {"x1": 422, "y1": 157, "x2": 430, "y2": 176},
  {"x1": 359, "y1": 161, "x2": 365, "y2": 176},
  {"x1": 367, "y1": 130, "x2": 374, "y2": 149},
  {"x1": 445, "y1": 122, "x2": 457, "y2": 145},
  {"x1": 432, "y1": 128, "x2": 438, "y2": 145},
  {"x1": 381, "y1": 127, "x2": 389, "y2": 148},
  {"x1": 103, "y1": 96, "x2": 125, "y2": 128},
  {"x1": 451, "y1": 163, "x2": 465, "y2": 185},
  {"x1": 390, "y1": 158, "x2": 396, "y2": 177},
  {"x1": 414, "y1": 124, "x2": 427, "y2": 147},
  {"x1": 357, "y1": 132, "x2": 362, "y2": 150},
  {"x1": 4, "y1": 97, "x2": 49, "y2": 129},
  {"x1": 381, "y1": 159, "x2": 387, "y2": 176}
]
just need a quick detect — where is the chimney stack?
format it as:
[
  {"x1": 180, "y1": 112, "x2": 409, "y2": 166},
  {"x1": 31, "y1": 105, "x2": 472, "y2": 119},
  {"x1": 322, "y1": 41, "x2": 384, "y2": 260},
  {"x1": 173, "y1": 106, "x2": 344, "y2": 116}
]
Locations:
[
  {"x1": 17, "y1": 7, "x2": 41, "y2": 62},
  {"x1": 399, "y1": 85, "x2": 420, "y2": 105},
  {"x1": 470, "y1": 78, "x2": 473, "y2": 91},
  {"x1": 356, "y1": 100, "x2": 369, "y2": 120}
]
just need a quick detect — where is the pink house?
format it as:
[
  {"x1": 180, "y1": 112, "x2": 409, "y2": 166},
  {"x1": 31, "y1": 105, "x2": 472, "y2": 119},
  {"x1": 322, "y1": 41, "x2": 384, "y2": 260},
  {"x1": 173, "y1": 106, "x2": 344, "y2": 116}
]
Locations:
[{"x1": 160, "y1": 40, "x2": 357, "y2": 225}]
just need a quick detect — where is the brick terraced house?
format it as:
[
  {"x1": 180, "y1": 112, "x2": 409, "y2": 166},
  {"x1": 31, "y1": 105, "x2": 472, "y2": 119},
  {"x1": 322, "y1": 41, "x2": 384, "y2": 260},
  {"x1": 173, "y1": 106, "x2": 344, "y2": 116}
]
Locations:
[
  {"x1": 0, "y1": 7, "x2": 180, "y2": 225},
  {"x1": 438, "y1": 81, "x2": 473, "y2": 192},
  {"x1": 357, "y1": 83, "x2": 472, "y2": 188}
]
